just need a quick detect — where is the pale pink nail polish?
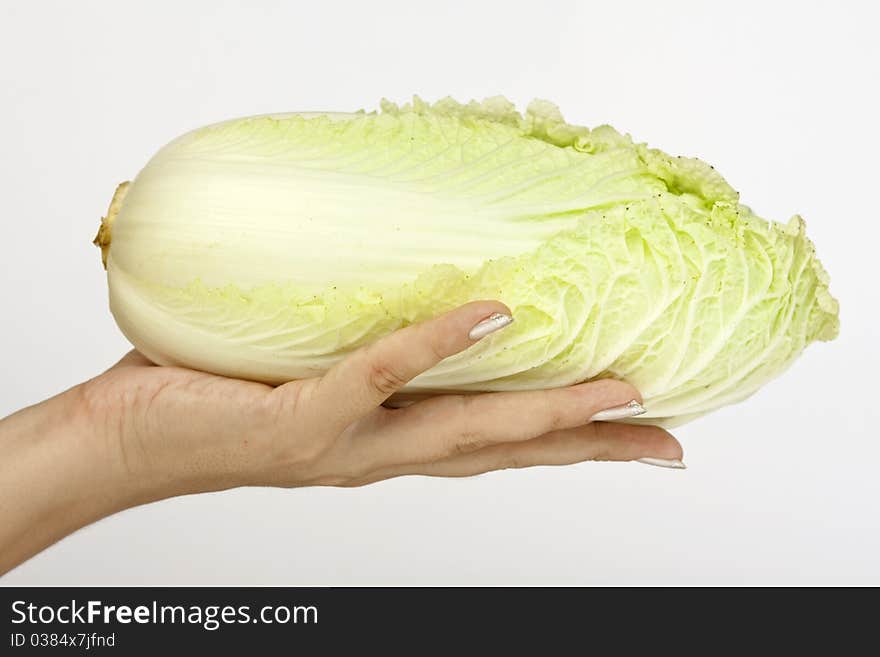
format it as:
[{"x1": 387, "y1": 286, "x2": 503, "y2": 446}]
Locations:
[
  {"x1": 637, "y1": 457, "x2": 687, "y2": 470},
  {"x1": 468, "y1": 313, "x2": 513, "y2": 340},
  {"x1": 589, "y1": 400, "x2": 646, "y2": 422}
]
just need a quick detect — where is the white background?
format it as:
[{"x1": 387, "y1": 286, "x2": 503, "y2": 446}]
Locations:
[{"x1": 1, "y1": 0, "x2": 878, "y2": 585}]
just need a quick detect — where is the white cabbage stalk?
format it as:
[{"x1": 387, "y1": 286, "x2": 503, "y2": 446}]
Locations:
[{"x1": 95, "y1": 97, "x2": 839, "y2": 427}]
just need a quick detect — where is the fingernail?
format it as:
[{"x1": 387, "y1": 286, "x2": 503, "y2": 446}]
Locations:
[
  {"x1": 637, "y1": 457, "x2": 687, "y2": 470},
  {"x1": 468, "y1": 313, "x2": 514, "y2": 340},
  {"x1": 589, "y1": 399, "x2": 646, "y2": 422}
]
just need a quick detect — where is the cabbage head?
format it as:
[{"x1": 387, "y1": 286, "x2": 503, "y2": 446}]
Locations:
[{"x1": 95, "y1": 96, "x2": 839, "y2": 427}]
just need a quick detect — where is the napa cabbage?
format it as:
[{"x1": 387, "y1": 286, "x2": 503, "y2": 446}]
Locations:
[{"x1": 95, "y1": 96, "x2": 839, "y2": 426}]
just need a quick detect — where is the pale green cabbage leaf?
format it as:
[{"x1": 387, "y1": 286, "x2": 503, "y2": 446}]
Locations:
[{"x1": 97, "y1": 96, "x2": 839, "y2": 427}]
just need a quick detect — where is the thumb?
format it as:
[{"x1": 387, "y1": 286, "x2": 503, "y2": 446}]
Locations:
[{"x1": 309, "y1": 301, "x2": 513, "y2": 426}]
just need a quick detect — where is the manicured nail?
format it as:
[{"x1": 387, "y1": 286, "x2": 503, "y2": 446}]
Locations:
[
  {"x1": 589, "y1": 399, "x2": 646, "y2": 422},
  {"x1": 468, "y1": 313, "x2": 513, "y2": 340},
  {"x1": 637, "y1": 457, "x2": 687, "y2": 470}
]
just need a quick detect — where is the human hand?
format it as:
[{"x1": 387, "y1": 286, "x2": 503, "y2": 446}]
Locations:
[
  {"x1": 0, "y1": 300, "x2": 684, "y2": 573},
  {"x1": 80, "y1": 301, "x2": 684, "y2": 502}
]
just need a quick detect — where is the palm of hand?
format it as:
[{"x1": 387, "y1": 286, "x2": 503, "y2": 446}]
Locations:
[{"x1": 79, "y1": 303, "x2": 680, "y2": 496}]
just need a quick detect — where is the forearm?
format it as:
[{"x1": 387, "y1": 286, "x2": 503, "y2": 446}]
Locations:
[
  {"x1": 0, "y1": 375, "x2": 266, "y2": 575},
  {"x1": 0, "y1": 387, "x2": 138, "y2": 575}
]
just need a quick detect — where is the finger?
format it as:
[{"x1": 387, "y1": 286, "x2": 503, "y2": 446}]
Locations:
[
  {"x1": 421, "y1": 422, "x2": 683, "y2": 476},
  {"x1": 352, "y1": 422, "x2": 683, "y2": 485},
  {"x1": 310, "y1": 300, "x2": 512, "y2": 426},
  {"x1": 367, "y1": 379, "x2": 644, "y2": 468}
]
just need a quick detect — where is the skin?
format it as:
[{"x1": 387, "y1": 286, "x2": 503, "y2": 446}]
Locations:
[{"x1": 0, "y1": 301, "x2": 682, "y2": 575}]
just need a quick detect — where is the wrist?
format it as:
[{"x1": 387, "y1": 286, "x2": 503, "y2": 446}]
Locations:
[
  {"x1": 63, "y1": 382, "x2": 150, "y2": 509},
  {"x1": 44, "y1": 384, "x2": 146, "y2": 513},
  {"x1": 0, "y1": 385, "x2": 137, "y2": 572},
  {"x1": 77, "y1": 371, "x2": 260, "y2": 503}
]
